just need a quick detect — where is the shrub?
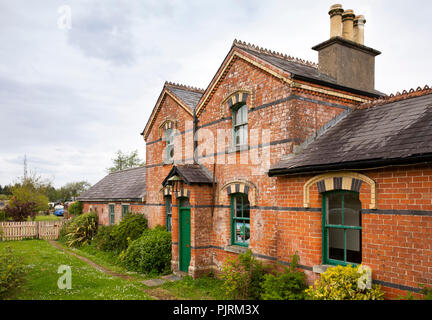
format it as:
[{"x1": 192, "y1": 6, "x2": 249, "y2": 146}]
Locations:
[
  {"x1": 261, "y1": 253, "x2": 307, "y2": 300},
  {"x1": 0, "y1": 246, "x2": 27, "y2": 299},
  {"x1": 58, "y1": 219, "x2": 72, "y2": 243},
  {"x1": 2, "y1": 201, "x2": 37, "y2": 222},
  {"x1": 67, "y1": 201, "x2": 83, "y2": 216},
  {"x1": 220, "y1": 250, "x2": 267, "y2": 300},
  {"x1": 64, "y1": 212, "x2": 98, "y2": 247},
  {"x1": 110, "y1": 213, "x2": 148, "y2": 253},
  {"x1": 305, "y1": 264, "x2": 385, "y2": 300},
  {"x1": 92, "y1": 225, "x2": 117, "y2": 252},
  {"x1": 122, "y1": 226, "x2": 171, "y2": 275}
]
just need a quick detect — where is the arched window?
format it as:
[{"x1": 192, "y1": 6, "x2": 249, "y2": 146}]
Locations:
[
  {"x1": 163, "y1": 128, "x2": 175, "y2": 164},
  {"x1": 165, "y1": 196, "x2": 172, "y2": 232},
  {"x1": 323, "y1": 191, "x2": 362, "y2": 265},
  {"x1": 231, "y1": 193, "x2": 250, "y2": 246},
  {"x1": 232, "y1": 104, "x2": 248, "y2": 147}
]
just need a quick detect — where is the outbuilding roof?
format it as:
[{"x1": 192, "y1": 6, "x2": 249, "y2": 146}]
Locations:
[
  {"x1": 269, "y1": 87, "x2": 432, "y2": 176},
  {"x1": 77, "y1": 166, "x2": 146, "y2": 201}
]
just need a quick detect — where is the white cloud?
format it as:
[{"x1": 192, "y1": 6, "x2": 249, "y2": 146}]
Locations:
[{"x1": 0, "y1": 0, "x2": 431, "y2": 188}]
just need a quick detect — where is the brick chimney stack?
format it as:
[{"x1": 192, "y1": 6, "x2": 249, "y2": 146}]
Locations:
[{"x1": 312, "y1": 4, "x2": 381, "y2": 94}]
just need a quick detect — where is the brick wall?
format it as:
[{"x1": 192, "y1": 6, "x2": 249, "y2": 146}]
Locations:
[{"x1": 142, "y1": 48, "x2": 431, "y2": 299}]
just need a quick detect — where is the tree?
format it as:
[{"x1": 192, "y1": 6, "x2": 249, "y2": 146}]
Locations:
[
  {"x1": 10, "y1": 185, "x2": 49, "y2": 213},
  {"x1": 59, "y1": 181, "x2": 91, "y2": 201},
  {"x1": 107, "y1": 150, "x2": 144, "y2": 173}
]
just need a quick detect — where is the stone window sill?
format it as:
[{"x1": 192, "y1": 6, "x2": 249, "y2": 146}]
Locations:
[
  {"x1": 312, "y1": 264, "x2": 332, "y2": 274},
  {"x1": 224, "y1": 245, "x2": 249, "y2": 254},
  {"x1": 227, "y1": 144, "x2": 249, "y2": 154}
]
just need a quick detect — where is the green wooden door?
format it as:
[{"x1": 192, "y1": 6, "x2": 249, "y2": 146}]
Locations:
[{"x1": 179, "y1": 207, "x2": 191, "y2": 272}]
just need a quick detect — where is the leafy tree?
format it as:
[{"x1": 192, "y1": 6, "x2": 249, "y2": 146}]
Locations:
[
  {"x1": 107, "y1": 150, "x2": 144, "y2": 173},
  {"x1": 10, "y1": 185, "x2": 49, "y2": 213},
  {"x1": 57, "y1": 181, "x2": 91, "y2": 201}
]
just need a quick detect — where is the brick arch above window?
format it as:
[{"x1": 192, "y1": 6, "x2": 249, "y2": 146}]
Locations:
[
  {"x1": 219, "y1": 180, "x2": 257, "y2": 206},
  {"x1": 161, "y1": 186, "x2": 172, "y2": 197},
  {"x1": 175, "y1": 188, "x2": 191, "y2": 199},
  {"x1": 222, "y1": 90, "x2": 252, "y2": 109},
  {"x1": 158, "y1": 119, "x2": 177, "y2": 138},
  {"x1": 303, "y1": 172, "x2": 376, "y2": 209}
]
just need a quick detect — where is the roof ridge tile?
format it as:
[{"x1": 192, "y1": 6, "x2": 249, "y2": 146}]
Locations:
[
  {"x1": 233, "y1": 39, "x2": 318, "y2": 69},
  {"x1": 165, "y1": 81, "x2": 205, "y2": 94},
  {"x1": 358, "y1": 84, "x2": 432, "y2": 109}
]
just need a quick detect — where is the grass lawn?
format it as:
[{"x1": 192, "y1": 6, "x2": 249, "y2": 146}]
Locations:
[
  {"x1": 28, "y1": 214, "x2": 61, "y2": 222},
  {"x1": 162, "y1": 275, "x2": 226, "y2": 300},
  {"x1": 68, "y1": 243, "x2": 227, "y2": 300},
  {"x1": 0, "y1": 240, "x2": 152, "y2": 300}
]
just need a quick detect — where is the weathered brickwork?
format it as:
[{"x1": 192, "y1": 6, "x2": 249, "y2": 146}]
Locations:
[
  {"x1": 142, "y1": 43, "x2": 432, "y2": 300},
  {"x1": 82, "y1": 201, "x2": 146, "y2": 226}
]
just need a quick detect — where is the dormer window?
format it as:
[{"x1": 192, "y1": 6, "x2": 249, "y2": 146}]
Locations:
[{"x1": 232, "y1": 103, "x2": 248, "y2": 147}]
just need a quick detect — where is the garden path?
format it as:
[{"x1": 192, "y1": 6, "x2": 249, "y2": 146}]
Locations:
[{"x1": 48, "y1": 240, "x2": 182, "y2": 300}]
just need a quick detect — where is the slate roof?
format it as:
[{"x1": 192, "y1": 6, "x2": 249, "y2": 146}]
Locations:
[
  {"x1": 269, "y1": 89, "x2": 432, "y2": 176},
  {"x1": 165, "y1": 83, "x2": 204, "y2": 112},
  {"x1": 162, "y1": 164, "x2": 214, "y2": 186},
  {"x1": 233, "y1": 40, "x2": 384, "y2": 97},
  {"x1": 77, "y1": 166, "x2": 146, "y2": 201}
]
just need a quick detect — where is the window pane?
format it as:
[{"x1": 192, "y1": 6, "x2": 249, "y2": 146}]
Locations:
[
  {"x1": 346, "y1": 229, "x2": 361, "y2": 264},
  {"x1": 328, "y1": 227, "x2": 344, "y2": 261},
  {"x1": 243, "y1": 197, "x2": 250, "y2": 219},
  {"x1": 235, "y1": 196, "x2": 242, "y2": 217},
  {"x1": 235, "y1": 220, "x2": 250, "y2": 244},
  {"x1": 344, "y1": 193, "x2": 361, "y2": 227},
  {"x1": 327, "y1": 193, "x2": 343, "y2": 225}
]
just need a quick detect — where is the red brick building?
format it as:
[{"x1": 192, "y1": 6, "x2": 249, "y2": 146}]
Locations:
[
  {"x1": 78, "y1": 166, "x2": 146, "y2": 225},
  {"x1": 92, "y1": 4, "x2": 429, "y2": 299}
]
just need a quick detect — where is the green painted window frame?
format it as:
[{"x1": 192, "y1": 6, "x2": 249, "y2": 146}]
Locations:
[
  {"x1": 232, "y1": 103, "x2": 248, "y2": 147},
  {"x1": 230, "y1": 193, "x2": 250, "y2": 247},
  {"x1": 164, "y1": 129, "x2": 174, "y2": 164},
  {"x1": 109, "y1": 204, "x2": 115, "y2": 225},
  {"x1": 322, "y1": 190, "x2": 362, "y2": 266},
  {"x1": 165, "y1": 196, "x2": 172, "y2": 232},
  {"x1": 121, "y1": 204, "x2": 129, "y2": 219}
]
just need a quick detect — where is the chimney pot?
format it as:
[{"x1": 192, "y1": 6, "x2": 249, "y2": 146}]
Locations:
[
  {"x1": 328, "y1": 4, "x2": 344, "y2": 38},
  {"x1": 353, "y1": 15, "x2": 366, "y2": 45},
  {"x1": 342, "y1": 9, "x2": 355, "y2": 41}
]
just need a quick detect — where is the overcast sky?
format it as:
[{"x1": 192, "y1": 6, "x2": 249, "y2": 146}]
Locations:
[{"x1": 1, "y1": 0, "x2": 431, "y2": 188}]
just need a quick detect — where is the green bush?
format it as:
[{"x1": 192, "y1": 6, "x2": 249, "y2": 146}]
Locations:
[
  {"x1": 220, "y1": 250, "x2": 267, "y2": 300},
  {"x1": 122, "y1": 226, "x2": 171, "y2": 275},
  {"x1": 57, "y1": 219, "x2": 72, "y2": 243},
  {"x1": 92, "y1": 225, "x2": 117, "y2": 252},
  {"x1": 0, "y1": 246, "x2": 27, "y2": 299},
  {"x1": 110, "y1": 213, "x2": 148, "y2": 253},
  {"x1": 261, "y1": 253, "x2": 307, "y2": 300},
  {"x1": 305, "y1": 264, "x2": 385, "y2": 300},
  {"x1": 67, "y1": 201, "x2": 83, "y2": 216},
  {"x1": 0, "y1": 210, "x2": 7, "y2": 221},
  {"x1": 64, "y1": 212, "x2": 98, "y2": 247}
]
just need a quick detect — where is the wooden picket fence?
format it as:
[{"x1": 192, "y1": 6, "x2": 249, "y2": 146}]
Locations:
[{"x1": 0, "y1": 220, "x2": 66, "y2": 241}]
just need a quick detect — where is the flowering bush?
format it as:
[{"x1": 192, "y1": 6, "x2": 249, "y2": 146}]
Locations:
[{"x1": 305, "y1": 264, "x2": 384, "y2": 300}]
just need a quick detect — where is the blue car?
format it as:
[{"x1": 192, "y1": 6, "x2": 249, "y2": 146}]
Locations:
[{"x1": 54, "y1": 205, "x2": 64, "y2": 216}]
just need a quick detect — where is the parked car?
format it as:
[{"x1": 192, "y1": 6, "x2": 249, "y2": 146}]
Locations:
[{"x1": 54, "y1": 204, "x2": 64, "y2": 216}]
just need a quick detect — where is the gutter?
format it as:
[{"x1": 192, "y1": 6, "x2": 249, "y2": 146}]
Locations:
[{"x1": 268, "y1": 154, "x2": 432, "y2": 177}]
